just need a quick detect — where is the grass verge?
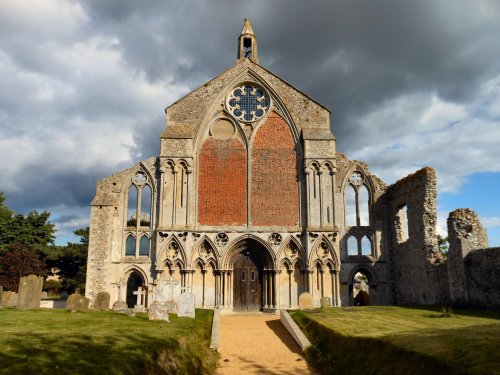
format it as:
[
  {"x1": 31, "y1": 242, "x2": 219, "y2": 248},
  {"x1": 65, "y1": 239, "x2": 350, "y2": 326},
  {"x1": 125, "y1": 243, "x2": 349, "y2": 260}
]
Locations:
[
  {"x1": 0, "y1": 308, "x2": 218, "y2": 375},
  {"x1": 291, "y1": 306, "x2": 500, "y2": 375}
]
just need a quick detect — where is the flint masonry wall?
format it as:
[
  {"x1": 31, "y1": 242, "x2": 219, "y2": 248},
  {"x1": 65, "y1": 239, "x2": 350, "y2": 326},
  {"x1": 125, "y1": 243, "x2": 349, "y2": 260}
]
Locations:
[
  {"x1": 385, "y1": 167, "x2": 445, "y2": 305},
  {"x1": 447, "y1": 208, "x2": 500, "y2": 307}
]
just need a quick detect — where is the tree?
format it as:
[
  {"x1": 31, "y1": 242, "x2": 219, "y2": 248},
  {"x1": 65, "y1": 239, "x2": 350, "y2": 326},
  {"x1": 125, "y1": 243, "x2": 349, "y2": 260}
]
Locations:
[
  {"x1": 46, "y1": 228, "x2": 89, "y2": 293},
  {"x1": 0, "y1": 242, "x2": 47, "y2": 291},
  {"x1": 0, "y1": 192, "x2": 14, "y2": 253}
]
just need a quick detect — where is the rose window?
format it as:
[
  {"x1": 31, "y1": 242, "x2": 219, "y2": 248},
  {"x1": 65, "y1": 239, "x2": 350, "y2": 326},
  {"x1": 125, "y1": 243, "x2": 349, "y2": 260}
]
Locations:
[{"x1": 227, "y1": 84, "x2": 270, "y2": 122}]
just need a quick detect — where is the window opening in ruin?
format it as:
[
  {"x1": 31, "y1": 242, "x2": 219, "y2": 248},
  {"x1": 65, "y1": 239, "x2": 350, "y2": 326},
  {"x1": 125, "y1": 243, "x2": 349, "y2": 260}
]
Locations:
[
  {"x1": 352, "y1": 271, "x2": 370, "y2": 306},
  {"x1": 127, "y1": 185, "x2": 137, "y2": 226},
  {"x1": 344, "y1": 172, "x2": 371, "y2": 227},
  {"x1": 347, "y1": 236, "x2": 358, "y2": 256},
  {"x1": 140, "y1": 185, "x2": 151, "y2": 227},
  {"x1": 125, "y1": 236, "x2": 136, "y2": 256},
  {"x1": 396, "y1": 204, "x2": 409, "y2": 243},
  {"x1": 361, "y1": 236, "x2": 372, "y2": 256},
  {"x1": 316, "y1": 263, "x2": 322, "y2": 291},
  {"x1": 139, "y1": 236, "x2": 149, "y2": 256},
  {"x1": 124, "y1": 173, "x2": 152, "y2": 257},
  {"x1": 345, "y1": 185, "x2": 357, "y2": 226},
  {"x1": 358, "y1": 185, "x2": 370, "y2": 226}
]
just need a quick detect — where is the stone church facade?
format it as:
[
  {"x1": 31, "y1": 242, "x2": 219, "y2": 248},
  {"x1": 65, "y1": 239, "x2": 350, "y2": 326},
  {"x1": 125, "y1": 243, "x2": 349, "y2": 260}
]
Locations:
[{"x1": 85, "y1": 20, "x2": 500, "y2": 311}]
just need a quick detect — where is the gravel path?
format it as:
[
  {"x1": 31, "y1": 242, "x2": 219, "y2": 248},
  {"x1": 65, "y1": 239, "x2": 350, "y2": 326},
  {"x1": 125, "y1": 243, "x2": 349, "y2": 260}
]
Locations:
[{"x1": 217, "y1": 313, "x2": 316, "y2": 375}]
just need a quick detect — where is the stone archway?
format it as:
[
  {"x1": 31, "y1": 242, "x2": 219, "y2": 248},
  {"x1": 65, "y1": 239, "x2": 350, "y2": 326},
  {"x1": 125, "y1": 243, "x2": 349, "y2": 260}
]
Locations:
[
  {"x1": 224, "y1": 237, "x2": 275, "y2": 312},
  {"x1": 126, "y1": 271, "x2": 145, "y2": 308}
]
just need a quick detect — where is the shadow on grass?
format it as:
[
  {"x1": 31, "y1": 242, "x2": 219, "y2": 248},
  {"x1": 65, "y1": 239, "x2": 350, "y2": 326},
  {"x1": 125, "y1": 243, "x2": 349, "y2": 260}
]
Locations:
[
  {"x1": 292, "y1": 309, "x2": 500, "y2": 375},
  {"x1": 0, "y1": 309, "x2": 217, "y2": 375}
]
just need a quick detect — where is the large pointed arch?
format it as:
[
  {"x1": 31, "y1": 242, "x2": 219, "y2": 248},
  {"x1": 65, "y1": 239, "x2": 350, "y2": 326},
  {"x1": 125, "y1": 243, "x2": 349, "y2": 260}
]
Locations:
[
  {"x1": 222, "y1": 234, "x2": 275, "y2": 270},
  {"x1": 276, "y1": 235, "x2": 306, "y2": 270},
  {"x1": 155, "y1": 235, "x2": 187, "y2": 271}
]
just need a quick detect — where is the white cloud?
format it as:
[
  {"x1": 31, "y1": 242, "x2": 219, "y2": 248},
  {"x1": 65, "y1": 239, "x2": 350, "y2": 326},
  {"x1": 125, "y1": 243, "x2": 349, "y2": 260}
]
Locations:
[
  {"x1": 350, "y1": 75, "x2": 500, "y2": 192},
  {"x1": 481, "y1": 216, "x2": 500, "y2": 228}
]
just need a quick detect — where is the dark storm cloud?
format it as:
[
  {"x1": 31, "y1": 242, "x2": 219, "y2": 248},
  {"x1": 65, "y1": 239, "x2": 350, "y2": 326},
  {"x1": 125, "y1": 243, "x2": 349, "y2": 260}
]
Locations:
[{"x1": 1, "y1": 0, "x2": 499, "y2": 242}]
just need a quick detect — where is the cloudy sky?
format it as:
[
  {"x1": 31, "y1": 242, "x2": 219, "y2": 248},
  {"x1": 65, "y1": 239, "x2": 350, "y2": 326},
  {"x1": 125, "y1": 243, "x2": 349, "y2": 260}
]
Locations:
[{"x1": 1, "y1": 0, "x2": 499, "y2": 246}]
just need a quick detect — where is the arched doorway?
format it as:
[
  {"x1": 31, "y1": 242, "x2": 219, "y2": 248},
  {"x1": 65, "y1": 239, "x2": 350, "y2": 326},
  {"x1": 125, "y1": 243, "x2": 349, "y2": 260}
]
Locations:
[
  {"x1": 126, "y1": 271, "x2": 145, "y2": 308},
  {"x1": 352, "y1": 271, "x2": 370, "y2": 306},
  {"x1": 233, "y1": 248, "x2": 263, "y2": 311}
]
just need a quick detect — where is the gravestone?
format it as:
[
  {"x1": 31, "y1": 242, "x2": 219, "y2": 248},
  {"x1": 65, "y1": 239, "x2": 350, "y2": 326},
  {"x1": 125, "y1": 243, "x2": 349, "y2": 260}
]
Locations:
[
  {"x1": 66, "y1": 293, "x2": 89, "y2": 312},
  {"x1": 298, "y1": 292, "x2": 314, "y2": 310},
  {"x1": 0, "y1": 286, "x2": 2, "y2": 309},
  {"x1": 17, "y1": 275, "x2": 43, "y2": 310},
  {"x1": 148, "y1": 280, "x2": 170, "y2": 321},
  {"x1": 41, "y1": 291, "x2": 48, "y2": 299},
  {"x1": 132, "y1": 287, "x2": 146, "y2": 313},
  {"x1": 60, "y1": 291, "x2": 68, "y2": 299},
  {"x1": 93, "y1": 291, "x2": 111, "y2": 311},
  {"x1": 164, "y1": 275, "x2": 181, "y2": 314},
  {"x1": 112, "y1": 284, "x2": 129, "y2": 314},
  {"x1": 3, "y1": 291, "x2": 18, "y2": 307},
  {"x1": 178, "y1": 292, "x2": 195, "y2": 318},
  {"x1": 320, "y1": 297, "x2": 331, "y2": 308}
]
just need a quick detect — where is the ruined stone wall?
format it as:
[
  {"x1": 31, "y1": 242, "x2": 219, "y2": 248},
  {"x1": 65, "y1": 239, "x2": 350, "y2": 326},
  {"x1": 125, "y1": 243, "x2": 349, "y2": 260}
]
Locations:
[
  {"x1": 385, "y1": 167, "x2": 445, "y2": 305},
  {"x1": 447, "y1": 208, "x2": 500, "y2": 307}
]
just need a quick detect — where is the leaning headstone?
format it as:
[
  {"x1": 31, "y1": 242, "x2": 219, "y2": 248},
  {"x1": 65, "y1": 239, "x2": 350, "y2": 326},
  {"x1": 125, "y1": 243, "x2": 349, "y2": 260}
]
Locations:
[
  {"x1": 17, "y1": 275, "x2": 44, "y2": 310},
  {"x1": 178, "y1": 292, "x2": 195, "y2": 318},
  {"x1": 320, "y1": 297, "x2": 331, "y2": 308},
  {"x1": 0, "y1": 286, "x2": 3, "y2": 309},
  {"x1": 66, "y1": 293, "x2": 89, "y2": 312},
  {"x1": 3, "y1": 291, "x2": 18, "y2": 307},
  {"x1": 148, "y1": 280, "x2": 170, "y2": 321},
  {"x1": 298, "y1": 292, "x2": 314, "y2": 310},
  {"x1": 93, "y1": 291, "x2": 111, "y2": 311},
  {"x1": 41, "y1": 291, "x2": 48, "y2": 299}
]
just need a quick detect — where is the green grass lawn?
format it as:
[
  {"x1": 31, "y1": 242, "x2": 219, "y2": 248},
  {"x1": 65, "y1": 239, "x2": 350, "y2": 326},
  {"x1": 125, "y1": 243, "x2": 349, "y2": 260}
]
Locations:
[
  {"x1": 291, "y1": 306, "x2": 500, "y2": 375},
  {"x1": 0, "y1": 308, "x2": 218, "y2": 375}
]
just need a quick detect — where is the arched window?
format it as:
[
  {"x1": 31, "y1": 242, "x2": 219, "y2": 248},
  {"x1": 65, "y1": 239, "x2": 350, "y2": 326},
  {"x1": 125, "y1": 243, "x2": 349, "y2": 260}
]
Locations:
[
  {"x1": 139, "y1": 236, "x2": 149, "y2": 256},
  {"x1": 127, "y1": 185, "x2": 138, "y2": 227},
  {"x1": 358, "y1": 185, "x2": 370, "y2": 226},
  {"x1": 140, "y1": 185, "x2": 151, "y2": 227},
  {"x1": 345, "y1": 185, "x2": 357, "y2": 226},
  {"x1": 347, "y1": 236, "x2": 358, "y2": 256},
  {"x1": 124, "y1": 171, "x2": 153, "y2": 257},
  {"x1": 344, "y1": 171, "x2": 371, "y2": 227},
  {"x1": 125, "y1": 235, "x2": 136, "y2": 256},
  {"x1": 361, "y1": 236, "x2": 372, "y2": 256}
]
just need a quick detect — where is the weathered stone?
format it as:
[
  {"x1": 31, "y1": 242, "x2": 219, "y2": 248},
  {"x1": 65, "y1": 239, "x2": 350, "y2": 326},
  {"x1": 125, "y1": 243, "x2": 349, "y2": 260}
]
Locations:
[
  {"x1": 298, "y1": 292, "x2": 314, "y2": 310},
  {"x1": 66, "y1": 294, "x2": 90, "y2": 312},
  {"x1": 0, "y1": 286, "x2": 3, "y2": 309},
  {"x1": 148, "y1": 301, "x2": 170, "y2": 321},
  {"x1": 2, "y1": 291, "x2": 18, "y2": 307},
  {"x1": 93, "y1": 291, "x2": 111, "y2": 310},
  {"x1": 41, "y1": 291, "x2": 48, "y2": 299},
  {"x1": 178, "y1": 293, "x2": 195, "y2": 318},
  {"x1": 17, "y1": 275, "x2": 43, "y2": 310},
  {"x1": 320, "y1": 297, "x2": 331, "y2": 308},
  {"x1": 112, "y1": 300, "x2": 129, "y2": 314}
]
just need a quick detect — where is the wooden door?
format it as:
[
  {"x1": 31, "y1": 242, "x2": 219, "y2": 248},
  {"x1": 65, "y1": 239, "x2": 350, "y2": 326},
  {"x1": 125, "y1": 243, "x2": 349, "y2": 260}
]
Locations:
[{"x1": 233, "y1": 251, "x2": 262, "y2": 311}]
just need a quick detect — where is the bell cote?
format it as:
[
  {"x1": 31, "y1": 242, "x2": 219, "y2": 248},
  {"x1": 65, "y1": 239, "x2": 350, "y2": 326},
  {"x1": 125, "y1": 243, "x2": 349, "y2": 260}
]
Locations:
[{"x1": 237, "y1": 18, "x2": 259, "y2": 64}]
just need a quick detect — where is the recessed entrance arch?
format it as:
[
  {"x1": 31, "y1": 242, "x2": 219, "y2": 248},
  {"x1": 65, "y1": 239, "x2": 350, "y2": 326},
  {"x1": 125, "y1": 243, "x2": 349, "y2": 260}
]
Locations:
[
  {"x1": 126, "y1": 271, "x2": 145, "y2": 308},
  {"x1": 226, "y1": 237, "x2": 275, "y2": 312}
]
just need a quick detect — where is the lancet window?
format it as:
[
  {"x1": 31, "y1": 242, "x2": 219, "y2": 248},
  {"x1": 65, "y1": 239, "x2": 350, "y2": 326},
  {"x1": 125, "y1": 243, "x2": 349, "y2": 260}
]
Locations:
[
  {"x1": 344, "y1": 171, "x2": 370, "y2": 227},
  {"x1": 124, "y1": 171, "x2": 153, "y2": 258}
]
